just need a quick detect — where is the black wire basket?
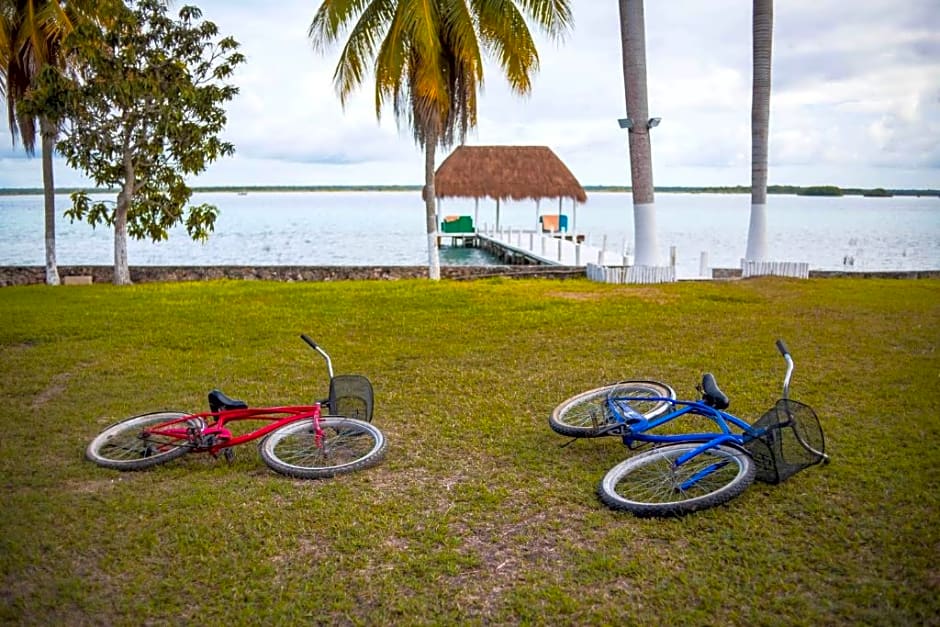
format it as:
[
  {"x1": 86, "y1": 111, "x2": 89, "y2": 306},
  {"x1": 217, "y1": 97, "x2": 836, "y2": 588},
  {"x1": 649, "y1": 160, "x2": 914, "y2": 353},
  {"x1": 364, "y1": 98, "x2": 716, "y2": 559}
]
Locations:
[
  {"x1": 327, "y1": 374, "x2": 374, "y2": 422},
  {"x1": 744, "y1": 399, "x2": 826, "y2": 484}
]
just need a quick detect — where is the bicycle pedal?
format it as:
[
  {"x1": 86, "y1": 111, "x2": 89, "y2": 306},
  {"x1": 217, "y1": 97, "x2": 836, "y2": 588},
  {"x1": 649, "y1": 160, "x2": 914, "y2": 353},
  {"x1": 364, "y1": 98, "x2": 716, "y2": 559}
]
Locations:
[{"x1": 223, "y1": 447, "x2": 235, "y2": 463}]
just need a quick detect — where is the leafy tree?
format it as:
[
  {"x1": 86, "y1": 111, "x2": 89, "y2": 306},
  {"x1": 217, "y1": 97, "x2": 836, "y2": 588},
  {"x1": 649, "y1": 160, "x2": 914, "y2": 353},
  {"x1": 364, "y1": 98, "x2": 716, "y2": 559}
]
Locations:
[
  {"x1": 309, "y1": 0, "x2": 573, "y2": 280},
  {"x1": 24, "y1": 0, "x2": 244, "y2": 284},
  {"x1": 0, "y1": 0, "x2": 113, "y2": 285}
]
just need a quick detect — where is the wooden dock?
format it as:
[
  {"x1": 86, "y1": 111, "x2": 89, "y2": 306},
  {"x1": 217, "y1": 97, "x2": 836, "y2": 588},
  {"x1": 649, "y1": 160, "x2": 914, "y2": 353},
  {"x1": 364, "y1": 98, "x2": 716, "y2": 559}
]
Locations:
[
  {"x1": 438, "y1": 226, "x2": 683, "y2": 284},
  {"x1": 438, "y1": 226, "x2": 628, "y2": 267}
]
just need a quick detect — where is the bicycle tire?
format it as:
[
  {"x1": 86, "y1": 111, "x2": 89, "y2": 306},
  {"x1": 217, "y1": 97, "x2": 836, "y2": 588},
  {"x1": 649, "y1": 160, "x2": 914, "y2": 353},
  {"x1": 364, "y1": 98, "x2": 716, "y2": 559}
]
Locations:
[
  {"x1": 259, "y1": 416, "x2": 386, "y2": 479},
  {"x1": 598, "y1": 443, "x2": 756, "y2": 517},
  {"x1": 86, "y1": 411, "x2": 195, "y2": 471},
  {"x1": 549, "y1": 381, "x2": 676, "y2": 438}
]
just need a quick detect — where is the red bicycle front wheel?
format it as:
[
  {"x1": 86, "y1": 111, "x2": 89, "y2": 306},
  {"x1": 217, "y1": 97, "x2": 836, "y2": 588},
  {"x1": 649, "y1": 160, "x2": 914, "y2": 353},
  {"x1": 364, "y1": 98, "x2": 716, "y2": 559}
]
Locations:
[{"x1": 259, "y1": 416, "x2": 386, "y2": 479}]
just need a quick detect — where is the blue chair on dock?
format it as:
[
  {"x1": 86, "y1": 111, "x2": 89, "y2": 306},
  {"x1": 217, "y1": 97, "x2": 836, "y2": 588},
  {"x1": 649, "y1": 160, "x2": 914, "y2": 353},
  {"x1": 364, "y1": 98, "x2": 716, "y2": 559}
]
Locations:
[{"x1": 539, "y1": 214, "x2": 568, "y2": 233}]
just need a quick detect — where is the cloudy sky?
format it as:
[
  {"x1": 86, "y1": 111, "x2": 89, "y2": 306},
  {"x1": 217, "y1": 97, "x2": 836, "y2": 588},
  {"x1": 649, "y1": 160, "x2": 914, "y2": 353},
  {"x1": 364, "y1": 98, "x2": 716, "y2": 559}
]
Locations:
[{"x1": 1, "y1": 0, "x2": 938, "y2": 189}]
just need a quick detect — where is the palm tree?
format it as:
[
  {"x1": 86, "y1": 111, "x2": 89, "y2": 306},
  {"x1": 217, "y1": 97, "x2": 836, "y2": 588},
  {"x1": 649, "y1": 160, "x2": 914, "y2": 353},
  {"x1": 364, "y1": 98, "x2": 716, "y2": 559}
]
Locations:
[
  {"x1": 309, "y1": 0, "x2": 572, "y2": 280},
  {"x1": 745, "y1": 0, "x2": 772, "y2": 262},
  {"x1": 618, "y1": 0, "x2": 659, "y2": 267},
  {"x1": 0, "y1": 0, "x2": 101, "y2": 285}
]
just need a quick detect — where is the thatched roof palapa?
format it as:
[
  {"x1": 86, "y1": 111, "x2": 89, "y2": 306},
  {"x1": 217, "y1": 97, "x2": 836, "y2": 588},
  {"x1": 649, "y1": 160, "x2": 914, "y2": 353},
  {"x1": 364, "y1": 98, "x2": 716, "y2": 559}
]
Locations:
[{"x1": 434, "y1": 145, "x2": 587, "y2": 203}]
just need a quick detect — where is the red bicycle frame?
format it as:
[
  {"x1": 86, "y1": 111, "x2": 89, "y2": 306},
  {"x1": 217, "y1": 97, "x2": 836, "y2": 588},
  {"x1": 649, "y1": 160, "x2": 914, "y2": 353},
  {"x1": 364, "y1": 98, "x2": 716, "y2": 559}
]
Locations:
[{"x1": 144, "y1": 404, "x2": 325, "y2": 456}]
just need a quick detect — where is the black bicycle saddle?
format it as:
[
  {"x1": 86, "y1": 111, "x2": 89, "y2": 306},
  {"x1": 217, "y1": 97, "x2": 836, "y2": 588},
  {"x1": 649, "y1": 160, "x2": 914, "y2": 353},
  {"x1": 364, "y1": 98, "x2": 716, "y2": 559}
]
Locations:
[
  {"x1": 208, "y1": 389, "x2": 248, "y2": 412},
  {"x1": 701, "y1": 373, "x2": 730, "y2": 409}
]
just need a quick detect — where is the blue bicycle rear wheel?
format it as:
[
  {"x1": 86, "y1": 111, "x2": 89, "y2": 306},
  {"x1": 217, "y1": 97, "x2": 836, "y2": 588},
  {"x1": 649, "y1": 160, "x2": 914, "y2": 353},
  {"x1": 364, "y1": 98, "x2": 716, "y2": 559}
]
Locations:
[{"x1": 550, "y1": 381, "x2": 675, "y2": 438}]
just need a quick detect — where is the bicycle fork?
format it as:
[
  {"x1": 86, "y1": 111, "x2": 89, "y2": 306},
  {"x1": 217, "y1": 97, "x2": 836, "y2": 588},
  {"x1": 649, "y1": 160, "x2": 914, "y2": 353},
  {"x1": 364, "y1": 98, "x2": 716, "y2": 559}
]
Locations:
[
  {"x1": 677, "y1": 460, "x2": 732, "y2": 491},
  {"x1": 307, "y1": 412, "x2": 327, "y2": 454},
  {"x1": 671, "y1": 437, "x2": 742, "y2": 491}
]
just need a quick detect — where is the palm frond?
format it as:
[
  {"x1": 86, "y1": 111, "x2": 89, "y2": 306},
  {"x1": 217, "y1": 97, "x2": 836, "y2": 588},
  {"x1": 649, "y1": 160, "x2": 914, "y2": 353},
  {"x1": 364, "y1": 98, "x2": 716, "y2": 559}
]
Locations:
[
  {"x1": 1, "y1": 0, "x2": 114, "y2": 152},
  {"x1": 475, "y1": 0, "x2": 539, "y2": 94},
  {"x1": 440, "y1": 0, "x2": 483, "y2": 84},
  {"x1": 511, "y1": 0, "x2": 573, "y2": 40},
  {"x1": 313, "y1": 0, "x2": 395, "y2": 107},
  {"x1": 373, "y1": 0, "x2": 410, "y2": 117},
  {"x1": 309, "y1": 0, "x2": 573, "y2": 149},
  {"x1": 308, "y1": 0, "x2": 371, "y2": 52},
  {"x1": 397, "y1": 0, "x2": 444, "y2": 105}
]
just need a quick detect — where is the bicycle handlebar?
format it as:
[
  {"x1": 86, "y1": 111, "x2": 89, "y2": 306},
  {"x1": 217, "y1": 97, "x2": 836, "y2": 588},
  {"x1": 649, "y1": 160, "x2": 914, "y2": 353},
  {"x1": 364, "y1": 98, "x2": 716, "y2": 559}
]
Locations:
[
  {"x1": 777, "y1": 338, "x2": 794, "y2": 400},
  {"x1": 300, "y1": 334, "x2": 334, "y2": 380}
]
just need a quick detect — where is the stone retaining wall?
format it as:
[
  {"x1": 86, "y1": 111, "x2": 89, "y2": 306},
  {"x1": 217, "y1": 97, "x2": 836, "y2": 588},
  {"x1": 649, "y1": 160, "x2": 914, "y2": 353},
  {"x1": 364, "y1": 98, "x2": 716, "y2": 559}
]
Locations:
[
  {"x1": 0, "y1": 265, "x2": 586, "y2": 287},
  {"x1": 2, "y1": 265, "x2": 936, "y2": 287}
]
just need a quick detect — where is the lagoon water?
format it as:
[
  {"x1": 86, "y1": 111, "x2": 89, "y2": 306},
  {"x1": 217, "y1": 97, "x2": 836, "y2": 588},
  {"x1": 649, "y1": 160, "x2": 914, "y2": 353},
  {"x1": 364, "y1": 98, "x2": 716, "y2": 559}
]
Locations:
[{"x1": 1, "y1": 190, "x2": 937, "y2": 279}]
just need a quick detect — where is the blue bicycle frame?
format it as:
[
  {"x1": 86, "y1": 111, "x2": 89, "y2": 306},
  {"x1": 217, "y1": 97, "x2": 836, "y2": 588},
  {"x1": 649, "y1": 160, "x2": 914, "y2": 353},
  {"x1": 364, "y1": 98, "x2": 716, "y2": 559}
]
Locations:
[{"x1": 607, "y1": 396, "x2": 762, "y2": 467}]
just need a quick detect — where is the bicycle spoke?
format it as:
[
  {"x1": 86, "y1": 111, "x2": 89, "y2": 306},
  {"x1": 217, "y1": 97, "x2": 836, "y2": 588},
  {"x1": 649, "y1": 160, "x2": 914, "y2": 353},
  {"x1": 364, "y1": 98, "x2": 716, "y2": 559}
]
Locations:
[
  {"x1": 613, "y1": 449, "x2": 745, "y2": 505},
  {"x1": 273, "y1": 429, "x2": 372, "y2": 467},
  {"x1": 678, "y1": 460, "x2": 732, "y2": 491},
  {"x1": 87, "y1": 411, "x2": 193, "y2": 470},
  {"x1": 550, "y1": 381, "x2": 676, "y2": 438},
  {"x1": 260, "y1": 417, "x2": 387, "y2": 479},
  {"x1": 100, "y1": 434, "x2": 178, "y2": 461}
]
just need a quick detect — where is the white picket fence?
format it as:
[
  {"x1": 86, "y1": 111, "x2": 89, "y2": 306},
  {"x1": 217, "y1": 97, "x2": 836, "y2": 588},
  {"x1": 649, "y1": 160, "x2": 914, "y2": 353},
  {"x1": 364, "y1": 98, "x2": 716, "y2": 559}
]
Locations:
[
  {"x1": 586, "y1": 263, "x2": 676, "y2": 284},
  {"x1": 741, "y1": 260, "x2": 809, "y2": 279}
]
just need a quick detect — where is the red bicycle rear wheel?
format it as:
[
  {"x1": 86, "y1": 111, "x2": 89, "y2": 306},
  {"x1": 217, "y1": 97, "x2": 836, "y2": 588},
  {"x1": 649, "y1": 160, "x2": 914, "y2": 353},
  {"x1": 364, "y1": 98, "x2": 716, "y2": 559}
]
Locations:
[{"x1": 86, "y1": 411, "x2": 195, "y2": 470}]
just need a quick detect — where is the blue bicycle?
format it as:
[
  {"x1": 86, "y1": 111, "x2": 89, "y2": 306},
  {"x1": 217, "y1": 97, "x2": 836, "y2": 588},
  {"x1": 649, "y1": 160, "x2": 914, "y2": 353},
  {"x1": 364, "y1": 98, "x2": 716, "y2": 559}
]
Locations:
[{"x1": 550, "y1": 340, "x2": 828, "y2": 516}]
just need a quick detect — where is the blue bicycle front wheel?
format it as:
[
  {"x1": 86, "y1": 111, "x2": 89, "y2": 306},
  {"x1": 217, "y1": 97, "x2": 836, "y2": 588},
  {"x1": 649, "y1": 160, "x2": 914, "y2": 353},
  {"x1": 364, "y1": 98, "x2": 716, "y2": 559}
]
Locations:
[{"x1": 598, "y1": 444, "x2": 756, "y2": 517}]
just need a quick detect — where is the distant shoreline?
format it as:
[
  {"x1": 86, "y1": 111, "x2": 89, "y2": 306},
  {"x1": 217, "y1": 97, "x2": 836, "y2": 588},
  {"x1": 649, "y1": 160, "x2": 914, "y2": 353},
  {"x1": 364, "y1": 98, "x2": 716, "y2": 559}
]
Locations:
[{"x1": 1, "y1": 184, "x2": 938, "y2": 197}]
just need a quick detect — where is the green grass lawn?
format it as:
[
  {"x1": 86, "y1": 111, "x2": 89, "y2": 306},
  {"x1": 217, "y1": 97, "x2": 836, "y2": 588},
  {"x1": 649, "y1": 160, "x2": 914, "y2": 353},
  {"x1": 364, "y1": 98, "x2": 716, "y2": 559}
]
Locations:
[{"x1": 1, "y1": 277, "x2": 938, "y2": 625}]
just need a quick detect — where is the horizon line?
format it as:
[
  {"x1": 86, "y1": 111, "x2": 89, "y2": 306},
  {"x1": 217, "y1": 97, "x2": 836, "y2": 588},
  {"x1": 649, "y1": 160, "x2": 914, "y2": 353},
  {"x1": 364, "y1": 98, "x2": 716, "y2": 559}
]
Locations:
[{"x1": 2, "y1": 183, "x2": 938, "y2": 197}]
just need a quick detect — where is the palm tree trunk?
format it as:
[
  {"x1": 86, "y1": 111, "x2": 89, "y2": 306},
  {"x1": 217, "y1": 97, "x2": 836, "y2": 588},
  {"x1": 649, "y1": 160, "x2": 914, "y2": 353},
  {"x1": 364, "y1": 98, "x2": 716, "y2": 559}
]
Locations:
[
  {"x1": 745, "y1": 0, "x2": 773, "y2": 261},
  {"x1": 40, "y1": 117, "x2": 60, "y2": 286},
  {"x1": 423, "y1": 138, "x2": 441, "y2": 281},
  {"x1": 618, "y1": 0, "x2": 659, "y2": 267}
]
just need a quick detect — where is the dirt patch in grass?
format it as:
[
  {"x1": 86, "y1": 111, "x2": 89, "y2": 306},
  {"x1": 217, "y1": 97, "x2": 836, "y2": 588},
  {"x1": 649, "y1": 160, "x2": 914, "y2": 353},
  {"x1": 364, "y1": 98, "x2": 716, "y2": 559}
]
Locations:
[
  {"x1": 31, "y1": 370, "x2": 76, "y2": 409},
  {"x1": 32, "y1": 372, "x2": 71, "y2": 407},
  {"x1": 65, "y1": 473, "x2": 151, "y2": 494},
  {"x1": 546, "y1": 287, "x2": 678, "y2": 304}
]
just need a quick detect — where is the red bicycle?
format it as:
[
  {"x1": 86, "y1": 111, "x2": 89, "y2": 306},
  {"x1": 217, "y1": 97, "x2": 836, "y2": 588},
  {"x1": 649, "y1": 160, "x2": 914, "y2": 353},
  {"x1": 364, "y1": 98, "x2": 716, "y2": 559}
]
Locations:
[{"x1": 86, "y1": 335, "x2": 386, "y2": 479}]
